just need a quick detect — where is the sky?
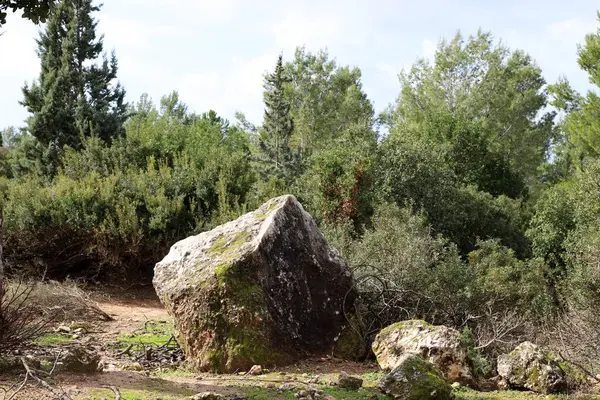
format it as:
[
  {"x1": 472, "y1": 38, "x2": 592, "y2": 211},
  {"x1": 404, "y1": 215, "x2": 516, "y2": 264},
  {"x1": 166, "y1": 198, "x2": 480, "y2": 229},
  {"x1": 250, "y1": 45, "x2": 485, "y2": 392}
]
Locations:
[{"x1": 0, "y1": 0, "x2": 598, "y2": 129}]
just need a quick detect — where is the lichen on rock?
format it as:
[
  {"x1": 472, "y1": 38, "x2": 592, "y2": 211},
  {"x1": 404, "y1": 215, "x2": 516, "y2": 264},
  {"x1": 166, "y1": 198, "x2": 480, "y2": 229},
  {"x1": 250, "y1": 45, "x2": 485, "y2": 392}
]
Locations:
[
  {"x1": 497, "y1": 341, "x2": 566, "y2": 394},
  {"x1": 372, "y1": 320, "x2": 473, "y2": 385},
  {"x1": 153, "y1": 195, "x2": 356, "y2": 373}
]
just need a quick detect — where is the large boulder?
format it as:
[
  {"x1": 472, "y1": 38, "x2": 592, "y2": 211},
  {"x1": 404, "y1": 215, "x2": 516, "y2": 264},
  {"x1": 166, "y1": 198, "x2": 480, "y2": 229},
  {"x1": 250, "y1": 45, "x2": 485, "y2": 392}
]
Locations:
[
  {"x1": 497, "y1": 342, "x2": 566, "y2": 394},
  {"x1": 378, "y1": 354, "x2": 454, "y2": 400},
  {"x1": 153, "y1": 195, "x2": 356, "y2": 373},
  {"x1": 372, "y1": 320, "x2": 473, "y2": 385}
]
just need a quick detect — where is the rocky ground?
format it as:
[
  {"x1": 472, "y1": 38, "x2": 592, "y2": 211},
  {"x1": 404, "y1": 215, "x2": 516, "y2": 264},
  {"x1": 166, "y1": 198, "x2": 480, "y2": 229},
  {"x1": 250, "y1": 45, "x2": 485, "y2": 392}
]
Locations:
[{"x1": 0, "y1": 286, "x2": 598, "y2": 400}]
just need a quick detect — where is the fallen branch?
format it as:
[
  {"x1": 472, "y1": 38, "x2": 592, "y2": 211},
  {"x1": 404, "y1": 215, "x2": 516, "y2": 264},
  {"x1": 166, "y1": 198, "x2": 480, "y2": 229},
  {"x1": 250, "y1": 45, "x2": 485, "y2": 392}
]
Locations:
[
  {"x1": 117, "y1": 343, "x2": 133, "y2": 357},
  {"x1": 21, "y1": 357, "x2": 72, "y2": 400}
]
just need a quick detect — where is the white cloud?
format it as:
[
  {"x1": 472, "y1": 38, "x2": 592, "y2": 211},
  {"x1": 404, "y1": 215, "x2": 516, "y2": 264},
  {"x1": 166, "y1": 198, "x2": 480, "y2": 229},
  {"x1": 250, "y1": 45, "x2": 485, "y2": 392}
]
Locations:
[
  {"x1": 547, "y1": 17, "x2": 596, "y2": 43},
  {"x1": 268, "y1": 9, "x2": 344, "y2": 52}
]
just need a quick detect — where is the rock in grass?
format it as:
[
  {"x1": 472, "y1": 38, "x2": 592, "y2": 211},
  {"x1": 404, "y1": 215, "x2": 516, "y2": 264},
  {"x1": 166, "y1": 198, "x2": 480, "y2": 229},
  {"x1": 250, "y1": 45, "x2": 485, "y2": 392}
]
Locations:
[
  {"x1": 248, "y1": 364, "x2": 262, "y2": 375},
  {"x1": 153, "y1": 195, "x2": 356, "y2": 373},
  {"x1": 372, "y1": 320, "x2": 473, "y2": 385},
  {"x1": 497, "y1": 342, "x2": 566, "y2": 394},
  {"x1": 52, "y1": 345, "x2": 102, "y2": 373},
  {"x1": 337, "y1": 371, "x2": 363, "y2": 390},
  {"x1": 378, "y1": 354, "x2": 454, "y2": 400},
  {"x1": 189, "y1": 393, "x2": 224, "y2": 400}
]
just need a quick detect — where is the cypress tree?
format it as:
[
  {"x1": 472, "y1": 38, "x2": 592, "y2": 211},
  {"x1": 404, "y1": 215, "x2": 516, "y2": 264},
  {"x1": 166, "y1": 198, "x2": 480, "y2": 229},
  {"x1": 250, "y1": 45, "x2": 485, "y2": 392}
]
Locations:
[
  {"x1": 21, "y1": 0, "x2": 126, "y2": 151},
  {"x1": 259, "y1": 54, "x2": 299, "y2": 182}
]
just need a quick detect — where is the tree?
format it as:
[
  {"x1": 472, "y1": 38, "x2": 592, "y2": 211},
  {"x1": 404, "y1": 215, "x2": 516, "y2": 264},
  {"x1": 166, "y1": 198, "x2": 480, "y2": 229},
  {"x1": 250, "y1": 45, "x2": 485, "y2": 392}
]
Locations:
[
  {"x1": 389, "y1": 30, "x2": 554, "y2": 182},
  {"x1": 298, "y1": 123, "x2": 377, "y2": 226},
  {"x1": 284, "y1": 47, "x2": 375, "y2": 155},
  {"x1": 0, "y1": 0, "x2": 54, "y2": 26},
  {"x1": 550, "y1": 14, "x2": 600, "y2": 167},
  {"x1": 21, "y1": 0, "x2": 126, "y2": 152},
  {"x1": 257, "y1": 54, "x2": 298, "y2": 183}
]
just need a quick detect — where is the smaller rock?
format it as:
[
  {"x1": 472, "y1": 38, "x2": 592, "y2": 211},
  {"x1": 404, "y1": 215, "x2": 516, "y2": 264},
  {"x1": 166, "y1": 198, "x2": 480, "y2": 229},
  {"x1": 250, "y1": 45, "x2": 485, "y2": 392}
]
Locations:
[
  {"x1": 373, "y1": 320, "x2": 473, "y2": 385},
  {"x1": 378, "y1": 354, "x2": 453, "y2": 400},
  {"x1": 337, "y1": 371, "x2": 363, "y2": 390},
  {"x1": 56, "y1": 346, "x2": 102, "y2": 373},
  {"x1": 189, "y1": 393, "x2": 224, "y2": 400},
  {"x1": 56, "y1": 325, "x2": 71, "y2": 333},
  {"x1": 266, "y1": 383, "x2": 276, "y2": 389},
  {"x1": 248, "y1": 365, "x2": 263, "y2": 375},
  {"x1": 123, "y1": 362, "x2": 144, "y2": 372},
  {"x1": 323, "y1": 396, "x2": 336, "y2": 400},
  {"x1": 497, "y1": 342, "x2": 566, "y2": 394},
  {"x1": 451, "y1": 382, "x2": 461, "y2": 389}
]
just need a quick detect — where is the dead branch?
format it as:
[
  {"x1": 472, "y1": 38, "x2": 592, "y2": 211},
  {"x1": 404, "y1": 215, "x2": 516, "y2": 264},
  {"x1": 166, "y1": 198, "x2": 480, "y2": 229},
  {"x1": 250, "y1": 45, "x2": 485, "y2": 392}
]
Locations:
[
  {"x1": 21, "y1": 357, "x2": 72, "y2": 400},
  {"x1": 5, "y1": 374, "x2": 28, "y2": 400}
]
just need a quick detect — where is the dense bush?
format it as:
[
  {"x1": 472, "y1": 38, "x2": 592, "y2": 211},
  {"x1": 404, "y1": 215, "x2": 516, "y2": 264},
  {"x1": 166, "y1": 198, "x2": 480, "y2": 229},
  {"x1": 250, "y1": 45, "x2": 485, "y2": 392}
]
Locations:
[
  {"x1": 377, "y1": 134, "x2": 529, "y2": 255},
  {"x1": 325, "y1": 203, "x2": 553, "y2": 359},
  {"x1": 1, "y1": 95, "x2": 255, "y2": 280}
]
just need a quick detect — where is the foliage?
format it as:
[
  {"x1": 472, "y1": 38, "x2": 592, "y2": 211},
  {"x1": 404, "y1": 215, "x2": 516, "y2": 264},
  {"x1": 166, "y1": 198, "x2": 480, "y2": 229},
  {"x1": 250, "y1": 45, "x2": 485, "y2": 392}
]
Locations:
[
  {"x1": 298, "y1": 123, "x2": 377, "y2": 226},
  {"x1": 388, "y1": 30, "x2": 553, "y2": 182},
  {"x1": 21, "y1": 0, "x2": 127, "y2": 154},
  {"x1": 377, "y1": 133, "x2": 529, "y2": 255},
  {"x1": 257, "y1": 54, "x2": 299, "y2": 183},
  {"x1": 551, "y1": 13, "x2": 600, "y2": 165},
  {"x1": 2, "y1": 94, "x2": 254, "y2": 279},
  {"x1": 0, "y1": 0, "x2": 54, "y2": 26},
  {"x1": 284, "y1": 47, "x2": 375, "y2": 155}
]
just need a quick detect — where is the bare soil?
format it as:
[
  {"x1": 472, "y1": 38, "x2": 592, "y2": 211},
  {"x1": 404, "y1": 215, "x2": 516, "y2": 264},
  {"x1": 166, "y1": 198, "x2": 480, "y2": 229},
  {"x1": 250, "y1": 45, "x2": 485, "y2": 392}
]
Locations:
[{"x1": 0, "y1": 286, "x2": 382, "y2": 400}]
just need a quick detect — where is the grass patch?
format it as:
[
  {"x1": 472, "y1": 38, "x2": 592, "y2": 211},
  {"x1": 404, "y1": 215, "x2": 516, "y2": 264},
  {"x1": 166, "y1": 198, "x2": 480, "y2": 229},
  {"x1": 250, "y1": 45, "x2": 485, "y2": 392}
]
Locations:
[
  {"x1": 152, "y1": 366, "x2": 196, "y2": 379},
  {"x1": 115, "y1": 320, "x2": 175, "y2": 350},
  {"x1": 34, "y1": 333, "x2": 74, "y2": 345},
  {"x1": 245, "y1": 387, "x2": 295, "y2": 400},
  {"x1": 321, "y1": 386, "x2": 388, "y2": 399},
  {"x1": 453, "y1": 387, "x2": 600, "y2": 399},
  {"x1": 85, "y1": 387, "x2": 195, "y2": 400}
]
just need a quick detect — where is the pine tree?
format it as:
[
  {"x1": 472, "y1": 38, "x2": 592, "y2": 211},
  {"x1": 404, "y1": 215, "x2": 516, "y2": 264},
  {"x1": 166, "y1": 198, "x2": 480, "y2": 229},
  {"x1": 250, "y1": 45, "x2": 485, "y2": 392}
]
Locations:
[
  {"x1": 21, "y1": 0, "x2": 126, "y2": 151},
  {"x1": 258, "y1": 54, "x2": 299, "y2": 182}
]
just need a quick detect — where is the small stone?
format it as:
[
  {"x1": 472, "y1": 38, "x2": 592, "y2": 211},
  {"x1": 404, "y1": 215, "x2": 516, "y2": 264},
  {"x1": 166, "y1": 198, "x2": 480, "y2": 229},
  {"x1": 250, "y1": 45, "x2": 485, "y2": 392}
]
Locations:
[
  {"x1": 189, "y1": 393, "x2": 224, "y2": 400},
  {"x1": 337, "y1": 372, "x2": 363, "y2": 390},
  {"x1": 123, "y1": 362, "x2": 144, "y2": 372},
  {"x1": 249, "y1": 365, "x2": 263, "y2": 375},
  {"x1": 451, "y1": 382, "x2": 461, "y2": 389},
  {"x1": 323, "y1": 396, "x2": 336, "y2": 400},
  {"x1": 266, "y1": 383, "x2": 276, "y2": 389},
  {"x1": 56, "y1": 325, "x2": 71, "y2": 333}
]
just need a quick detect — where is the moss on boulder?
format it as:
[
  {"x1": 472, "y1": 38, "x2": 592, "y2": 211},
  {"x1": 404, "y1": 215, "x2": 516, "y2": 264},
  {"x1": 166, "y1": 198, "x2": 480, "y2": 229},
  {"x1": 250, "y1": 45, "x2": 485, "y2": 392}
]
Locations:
[
  {"x1": 378, "y1": 354, "x2": 454, "y2": 400},
  {"x1": 153, "y1": 195, "x2": 357, "y2": 373}
]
